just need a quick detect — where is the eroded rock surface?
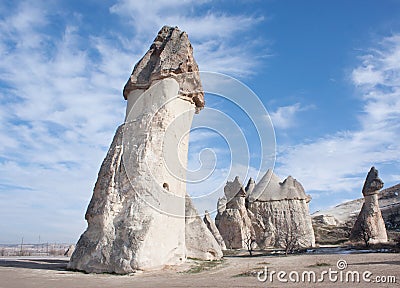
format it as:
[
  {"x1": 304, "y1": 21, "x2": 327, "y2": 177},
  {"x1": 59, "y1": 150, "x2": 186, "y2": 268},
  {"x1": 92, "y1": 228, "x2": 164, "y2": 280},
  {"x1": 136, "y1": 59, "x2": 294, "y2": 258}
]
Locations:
[
  {"x1": 123, "y1": 25, "x2": 204, "y2": 111},
  {"x1": 216, "y1": 172, "x2": 315, "y2": 250},
  {"x1": 246, "y1": 170, "x2": 315, "y2": 249},
  {"x1": 203, "y1": 210, "x2": 226, "y2": 250},
  {"x1": 350, "y1": 167, "x2": 388, "y2": 244},
  {"x1": 69, "y1": 26, "x2": 220, "y2": 274},
  {"x1": 311, "y1": 183, "x2": 399, "y2": 245},
  {"x1": 215, "y1": 177, "x2": 255, "y2": 249},
  {"x1": 186, "y1": 197, "x2": 223, "y2": 260}
]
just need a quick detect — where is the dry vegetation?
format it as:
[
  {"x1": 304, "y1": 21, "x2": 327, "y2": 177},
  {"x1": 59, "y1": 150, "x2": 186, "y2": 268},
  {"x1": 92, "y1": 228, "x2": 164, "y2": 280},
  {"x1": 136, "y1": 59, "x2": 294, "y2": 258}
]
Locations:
[{"x1": 0, "y1": 244, "x2": 69, "y2": 257}]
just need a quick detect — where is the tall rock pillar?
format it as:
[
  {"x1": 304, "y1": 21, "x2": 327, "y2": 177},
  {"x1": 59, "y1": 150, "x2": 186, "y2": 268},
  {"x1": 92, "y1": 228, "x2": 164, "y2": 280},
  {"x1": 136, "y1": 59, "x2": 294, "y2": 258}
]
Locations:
[
  {"x1": 68, "y1": 26, "x2": 208, "y2": 274},
  {"x1": 350, "y1": 167, "x2": 388, "y2": 244}
]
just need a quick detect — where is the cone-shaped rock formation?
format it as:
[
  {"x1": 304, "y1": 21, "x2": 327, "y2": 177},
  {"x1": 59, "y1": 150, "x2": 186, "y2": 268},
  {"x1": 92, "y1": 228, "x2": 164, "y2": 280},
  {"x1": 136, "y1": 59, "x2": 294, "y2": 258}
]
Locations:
[
  {"x1": 350, "y1": 167, "x2": 388, "y2": 244},
  {"x1": 68, "y1": 26, "x2": 221, "y2": 274}
]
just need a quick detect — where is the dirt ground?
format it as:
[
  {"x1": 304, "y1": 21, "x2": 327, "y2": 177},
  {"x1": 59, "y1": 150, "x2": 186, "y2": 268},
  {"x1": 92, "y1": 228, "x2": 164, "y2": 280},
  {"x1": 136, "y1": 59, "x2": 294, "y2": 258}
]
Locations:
[{"x1": 0, "y1": 252, "x2": 399, "y2": 288}]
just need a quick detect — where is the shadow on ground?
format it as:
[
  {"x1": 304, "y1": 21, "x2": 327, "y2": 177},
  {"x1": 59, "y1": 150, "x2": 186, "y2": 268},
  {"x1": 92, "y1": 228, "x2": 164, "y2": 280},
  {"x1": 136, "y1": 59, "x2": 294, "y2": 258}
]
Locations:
[
  {"x1": 351, "y1": 260, "x2": 400, "y2": 266},
  {"x1": 0, "y1": 258, "x2": 68, "y2": 271}
]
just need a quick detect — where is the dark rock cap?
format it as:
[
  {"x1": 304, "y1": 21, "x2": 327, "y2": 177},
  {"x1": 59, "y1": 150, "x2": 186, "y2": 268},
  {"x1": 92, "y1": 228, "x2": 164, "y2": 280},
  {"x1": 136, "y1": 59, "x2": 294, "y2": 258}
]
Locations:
[
  {"x1": 362, "y1": 166, "x2": 384, "y2": 196},
  {"x1": 123, "y1": 26, "x2": 204, "y2": 110}
]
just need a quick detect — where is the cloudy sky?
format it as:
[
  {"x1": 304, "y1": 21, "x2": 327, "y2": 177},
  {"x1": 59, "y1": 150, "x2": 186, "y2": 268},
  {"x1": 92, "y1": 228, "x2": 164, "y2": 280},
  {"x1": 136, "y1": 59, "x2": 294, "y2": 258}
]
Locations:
[{"x1": 1, "y1": 0, "x2": 400, "y2": 244}]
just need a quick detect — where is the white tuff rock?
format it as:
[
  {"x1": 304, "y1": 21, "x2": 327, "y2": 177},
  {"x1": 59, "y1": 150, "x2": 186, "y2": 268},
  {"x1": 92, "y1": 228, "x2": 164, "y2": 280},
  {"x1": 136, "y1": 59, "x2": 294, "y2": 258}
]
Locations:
[
  {"x1": 246, "y1": 170, "x2": 315, "y2": 249},
  {"x1": 203, "y1": 210, "x2": 227, "y2": 250},
  {"x1": 350, "y1": 167, "x2": 388, "y2": 244},
  {"x1": 215, "y1": 177, "x2": 255, "y2": 249},
  {"x1": 216, "y1": 171, "x2": 315, "y2": 250},
  {"x1": 186, "y1": 197, "x2": 223, "y2": 260},
  {"x1": 68, "y1": 26, "x2": 221, "y2": 274}
]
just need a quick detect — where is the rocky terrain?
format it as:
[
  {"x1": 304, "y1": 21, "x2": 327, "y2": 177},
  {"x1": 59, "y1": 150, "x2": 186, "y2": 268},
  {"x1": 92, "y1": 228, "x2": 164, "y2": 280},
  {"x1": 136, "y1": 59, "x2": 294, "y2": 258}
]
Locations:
[
  {"x1": 1, "y1": 252, "x2": 399, "y2": 288},
  {"x1": 64, "y1": 25, "x2": 399, "y2": 276},
  {"x1": 312, "y1": 182, "x2": 400, "y2": 244}
]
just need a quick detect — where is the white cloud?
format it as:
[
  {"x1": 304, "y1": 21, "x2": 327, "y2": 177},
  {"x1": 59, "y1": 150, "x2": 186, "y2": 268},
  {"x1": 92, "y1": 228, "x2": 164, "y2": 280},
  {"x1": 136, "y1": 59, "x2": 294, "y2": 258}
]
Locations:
[
  {"x1": 0, "y1": 1, "x2": 268, "y2": 243},
  {"x1": 276, "y1": 34, "x2": 400, "y2": 197},
  {"x1": 110, "y1": 0, "x2": 260, "y2": 40},
  {"x1": 270, "y1": 103, "x2": 312, "y2": 129},
  {"x1": 352, "y1": 64, "x2": 383, "y2": 86},
  {"x1": 0, "y1": 1, "x2": 128, "y2": 243},
  {"x1": 110, "y1": 0, "x2": 266, "y2": 76}
]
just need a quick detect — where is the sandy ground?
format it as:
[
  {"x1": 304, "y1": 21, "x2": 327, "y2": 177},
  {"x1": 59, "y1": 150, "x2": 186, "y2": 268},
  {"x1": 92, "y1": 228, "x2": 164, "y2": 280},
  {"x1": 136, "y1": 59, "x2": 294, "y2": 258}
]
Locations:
[{"x1": 0, "y1": 252, "x2": 399, "y2": 288}]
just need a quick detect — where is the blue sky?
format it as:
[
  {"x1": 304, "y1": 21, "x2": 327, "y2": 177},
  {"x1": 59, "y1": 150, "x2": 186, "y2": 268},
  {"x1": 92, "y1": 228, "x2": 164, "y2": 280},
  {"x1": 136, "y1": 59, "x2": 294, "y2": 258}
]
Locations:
[{"x1": 1, "y1": 0, "x2": 400, "y2": 244}]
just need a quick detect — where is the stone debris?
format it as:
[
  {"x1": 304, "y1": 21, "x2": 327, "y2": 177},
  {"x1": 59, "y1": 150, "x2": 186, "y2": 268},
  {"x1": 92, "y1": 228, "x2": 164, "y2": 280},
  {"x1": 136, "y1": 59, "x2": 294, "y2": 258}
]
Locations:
[
  {"x1": 64, "y1": 245, "x2": 75, "y2": 257},
  {"x1": 312, "y1": 214, "x2": 339, "y2": 226}
]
